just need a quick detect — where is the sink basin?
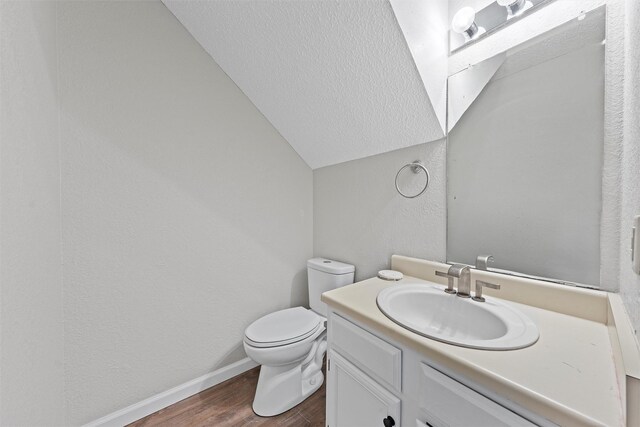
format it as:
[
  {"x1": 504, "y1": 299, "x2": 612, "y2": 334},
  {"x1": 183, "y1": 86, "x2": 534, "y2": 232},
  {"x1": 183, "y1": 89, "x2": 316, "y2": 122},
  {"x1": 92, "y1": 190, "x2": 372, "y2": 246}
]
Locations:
[{"x1": 377, "y1": 283, "x2": 539, "y2": 350}]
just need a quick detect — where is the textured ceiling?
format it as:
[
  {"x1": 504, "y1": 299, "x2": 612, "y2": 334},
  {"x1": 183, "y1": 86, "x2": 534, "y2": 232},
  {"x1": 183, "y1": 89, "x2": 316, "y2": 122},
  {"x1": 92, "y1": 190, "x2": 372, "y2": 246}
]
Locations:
[{"x1": 163, "y1": 0, "x2": 444, "y2": 169}]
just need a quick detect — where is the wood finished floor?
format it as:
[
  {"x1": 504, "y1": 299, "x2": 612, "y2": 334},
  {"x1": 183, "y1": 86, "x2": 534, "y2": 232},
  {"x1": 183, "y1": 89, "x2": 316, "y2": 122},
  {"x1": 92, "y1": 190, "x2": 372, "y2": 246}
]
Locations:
[{"x1": 128, "y1": 366, "x2": 326, "y2": 427}]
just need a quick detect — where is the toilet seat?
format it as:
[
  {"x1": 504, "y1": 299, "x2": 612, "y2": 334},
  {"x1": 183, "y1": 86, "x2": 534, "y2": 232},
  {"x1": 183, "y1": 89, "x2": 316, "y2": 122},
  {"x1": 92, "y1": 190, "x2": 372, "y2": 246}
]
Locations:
[{"x1": 244, "y1": 307, "x2": 322, "y2": 348}]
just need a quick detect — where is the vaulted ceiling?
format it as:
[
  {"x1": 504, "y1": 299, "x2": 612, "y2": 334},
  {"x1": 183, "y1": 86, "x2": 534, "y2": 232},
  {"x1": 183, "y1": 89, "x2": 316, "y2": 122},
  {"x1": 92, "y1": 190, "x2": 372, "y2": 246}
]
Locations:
[{"x1": 163, "y1": 0, "x2": 445, "y2": 169}]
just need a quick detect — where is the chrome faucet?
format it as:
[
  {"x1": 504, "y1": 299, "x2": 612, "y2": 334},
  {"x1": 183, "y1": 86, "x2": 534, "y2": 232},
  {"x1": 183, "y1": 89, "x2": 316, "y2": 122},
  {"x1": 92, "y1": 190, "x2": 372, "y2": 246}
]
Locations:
[
  {"x1": 475, "y1": 254, "x2": 494, "y2": 270},
  {"x1": 435, "y1": 264, "x2": 471, "y2": 298},
  {"x1": 473, "y1": 280, "x2": 501, "y2": 302},
  {"x1": 435, "y1": 269, "x2": 456, "y2": 294}
]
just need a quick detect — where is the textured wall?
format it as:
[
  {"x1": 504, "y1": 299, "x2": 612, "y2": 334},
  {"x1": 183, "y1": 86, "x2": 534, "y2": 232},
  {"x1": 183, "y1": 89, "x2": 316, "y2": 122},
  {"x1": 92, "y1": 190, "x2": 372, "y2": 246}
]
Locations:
[
  {"x1": 601, "y1": 0, "x2": 626, "y2": 292},
  {"x1": 57, "y1": 2, "x2": 312, "y2": 423},
  {"x1": 390, "y1": 0, "x2": 448, "y2": 133},
  {"x1": 620, "y1": 0, "x2": 640, "y2": 337},
  {"x1": 314, "y1": 142, "x2": 446, "y2": 282},
  {"x1": 163, "y1": 0, "x2": 444, "y2": 169},
  {"x1": 0, "y1": 1, "x2": 65, "y2": 424}
]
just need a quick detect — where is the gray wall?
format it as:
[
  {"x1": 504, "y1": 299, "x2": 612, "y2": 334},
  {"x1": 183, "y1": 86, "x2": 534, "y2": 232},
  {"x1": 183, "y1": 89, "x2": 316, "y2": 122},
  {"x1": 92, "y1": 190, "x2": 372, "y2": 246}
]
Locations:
[
  {"x1": 57, "y1": 2, "x2": 312, "y2": 423},
  {"x1": 314, "y1": 142, "x2": 446, "y2": 282},
  {"x1": 1, "y1": 1, "x2": 312, "y2": 424},
  {"x1": 0, "y1": 1, "x2": 65, "y2": 424}
]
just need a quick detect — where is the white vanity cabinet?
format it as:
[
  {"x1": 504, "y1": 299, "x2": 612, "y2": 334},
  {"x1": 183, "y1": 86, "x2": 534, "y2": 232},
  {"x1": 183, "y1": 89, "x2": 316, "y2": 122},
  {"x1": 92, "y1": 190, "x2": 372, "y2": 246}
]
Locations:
[
  {"x1": 327, "y1": 313, "x2": 402, "y2": 427},
  {"x1": 326, "y1": 310, "x2": 543, "y2": 427},
  {"x1": 327, "y1": 351, "x2": 401, "y2": 427}
]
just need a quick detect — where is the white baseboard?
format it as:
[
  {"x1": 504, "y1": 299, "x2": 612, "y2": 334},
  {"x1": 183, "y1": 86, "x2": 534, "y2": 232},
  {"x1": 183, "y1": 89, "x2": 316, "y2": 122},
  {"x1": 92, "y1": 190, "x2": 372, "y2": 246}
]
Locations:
[{"x1": 84, "y1": 357, "x2": 259, "y2": 427}]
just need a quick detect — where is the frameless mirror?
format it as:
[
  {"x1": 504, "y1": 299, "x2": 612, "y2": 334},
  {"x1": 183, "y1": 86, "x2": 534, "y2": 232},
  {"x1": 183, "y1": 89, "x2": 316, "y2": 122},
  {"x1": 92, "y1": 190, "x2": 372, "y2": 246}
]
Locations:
[{"x1": 446, "y1": 6, "x2": 606, "y2": 287}]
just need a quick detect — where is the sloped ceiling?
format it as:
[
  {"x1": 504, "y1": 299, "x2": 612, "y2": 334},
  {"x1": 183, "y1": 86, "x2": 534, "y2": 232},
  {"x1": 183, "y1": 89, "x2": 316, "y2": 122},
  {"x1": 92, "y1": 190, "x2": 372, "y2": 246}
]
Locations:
[{"x1": 163, "y1": 0, "x2": 444, "y2": 169}]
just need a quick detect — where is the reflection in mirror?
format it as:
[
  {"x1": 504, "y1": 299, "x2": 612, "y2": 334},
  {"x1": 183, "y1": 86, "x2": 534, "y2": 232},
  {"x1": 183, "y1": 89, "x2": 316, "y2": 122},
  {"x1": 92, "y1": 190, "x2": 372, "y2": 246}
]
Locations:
[
  {"x1": 449, "y1": 0, "x2": 554, "y2": 53},
  {"x1": 446, "y1": 6, "x2": 605, "y2": 287}
]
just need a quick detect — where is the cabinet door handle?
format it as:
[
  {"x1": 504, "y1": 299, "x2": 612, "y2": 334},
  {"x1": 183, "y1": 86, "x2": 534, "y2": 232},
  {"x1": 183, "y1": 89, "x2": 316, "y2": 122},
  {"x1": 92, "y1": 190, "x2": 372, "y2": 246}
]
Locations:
[{"x1": 383, "y1": 415, "x2": 395, "y2": 427}]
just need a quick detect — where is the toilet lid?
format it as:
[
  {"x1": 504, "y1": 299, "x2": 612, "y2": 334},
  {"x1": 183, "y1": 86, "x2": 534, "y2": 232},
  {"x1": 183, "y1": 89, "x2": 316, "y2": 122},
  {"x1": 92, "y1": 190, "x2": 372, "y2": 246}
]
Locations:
[{"x1": 245, "y1": 307, "x2": 322, "y2": 347}]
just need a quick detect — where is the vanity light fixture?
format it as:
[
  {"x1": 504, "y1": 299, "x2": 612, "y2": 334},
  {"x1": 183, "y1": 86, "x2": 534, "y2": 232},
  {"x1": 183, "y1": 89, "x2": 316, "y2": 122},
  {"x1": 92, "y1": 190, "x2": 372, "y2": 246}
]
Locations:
[
  {"x1": 452, "y1": 7, "x2": 481, "y2": 40},
  {"x1": 497, "y1": 0, "x2": 533, "y2": 18},
  {"x1": 450, "y1": 0, "x2": 556, "y2": 53}
]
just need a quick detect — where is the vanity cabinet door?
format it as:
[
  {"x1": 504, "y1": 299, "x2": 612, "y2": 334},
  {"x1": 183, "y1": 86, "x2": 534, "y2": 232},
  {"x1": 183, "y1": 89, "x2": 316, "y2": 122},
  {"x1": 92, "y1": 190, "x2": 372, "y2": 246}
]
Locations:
[{"x1": 327, "y1": 351, "x2": 401, "y2": 427}]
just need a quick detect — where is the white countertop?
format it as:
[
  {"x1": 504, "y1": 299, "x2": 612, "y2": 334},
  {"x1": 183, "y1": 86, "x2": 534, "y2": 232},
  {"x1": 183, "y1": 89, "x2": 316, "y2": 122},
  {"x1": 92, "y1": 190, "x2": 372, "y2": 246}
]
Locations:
[{"x1": 322, "y1": 275, "x2": 625, "y2": 426}]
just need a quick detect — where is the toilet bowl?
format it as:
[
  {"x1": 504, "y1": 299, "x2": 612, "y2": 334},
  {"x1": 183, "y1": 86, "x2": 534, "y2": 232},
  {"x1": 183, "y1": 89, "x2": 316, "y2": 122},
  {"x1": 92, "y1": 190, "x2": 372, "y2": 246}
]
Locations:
[
  {"x1": 243, "y1": 307, "x2": 327, "y2": 416},
  {"x1": 243, "y1": 258, "x2": 355, "y2": 417}
]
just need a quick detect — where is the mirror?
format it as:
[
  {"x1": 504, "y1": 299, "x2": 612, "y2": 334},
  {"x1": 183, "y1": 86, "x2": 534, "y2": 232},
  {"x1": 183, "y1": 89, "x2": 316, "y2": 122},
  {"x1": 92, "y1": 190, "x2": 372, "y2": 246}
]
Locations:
[{"x1": 446, "y1": 6, "x2": 606, "y2": 287}]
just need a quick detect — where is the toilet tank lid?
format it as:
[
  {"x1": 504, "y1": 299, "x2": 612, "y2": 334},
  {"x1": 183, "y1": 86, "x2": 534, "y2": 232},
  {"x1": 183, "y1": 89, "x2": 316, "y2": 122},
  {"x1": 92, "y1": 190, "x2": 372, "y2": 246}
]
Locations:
[{"x1": 307, "y1": 258, "x2": 355, "y2": 275}]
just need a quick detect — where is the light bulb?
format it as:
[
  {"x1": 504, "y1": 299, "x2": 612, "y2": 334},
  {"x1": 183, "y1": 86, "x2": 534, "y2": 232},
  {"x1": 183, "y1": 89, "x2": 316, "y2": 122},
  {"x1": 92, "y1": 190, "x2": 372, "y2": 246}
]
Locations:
[
  {"x1": 497, "y1": 0, "x2": 532, "y2": 17},
  {"x1": 452, "y1": 7, "x2": 478, "y2": 39}
]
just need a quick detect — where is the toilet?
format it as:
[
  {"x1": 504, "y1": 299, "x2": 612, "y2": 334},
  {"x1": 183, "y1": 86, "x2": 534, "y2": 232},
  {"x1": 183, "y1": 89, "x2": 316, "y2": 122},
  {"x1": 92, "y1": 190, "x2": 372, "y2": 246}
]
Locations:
[{"x1": 243, "y1": 258, "x2": 355, "y2": 417}]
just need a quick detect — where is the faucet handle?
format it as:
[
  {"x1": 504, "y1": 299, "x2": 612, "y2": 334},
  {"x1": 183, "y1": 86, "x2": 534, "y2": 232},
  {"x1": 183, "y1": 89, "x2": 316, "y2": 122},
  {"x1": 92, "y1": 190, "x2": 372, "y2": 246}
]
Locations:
[
  {"x1": 435, "y1": 271, "x2": 457, "y2": 294},
  {"x1": 475, "y1": 255, "x2": 494, "y2": 270},
  {"x1": 472, "y1": 280, "x2": 501, "y2": 302}
]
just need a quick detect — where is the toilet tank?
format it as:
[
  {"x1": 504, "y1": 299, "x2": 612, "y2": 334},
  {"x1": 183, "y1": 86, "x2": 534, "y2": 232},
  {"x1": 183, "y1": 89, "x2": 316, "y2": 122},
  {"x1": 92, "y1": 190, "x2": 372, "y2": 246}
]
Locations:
[{"x1": 307, "y1": 258, "x2": 355, "y2": 317}]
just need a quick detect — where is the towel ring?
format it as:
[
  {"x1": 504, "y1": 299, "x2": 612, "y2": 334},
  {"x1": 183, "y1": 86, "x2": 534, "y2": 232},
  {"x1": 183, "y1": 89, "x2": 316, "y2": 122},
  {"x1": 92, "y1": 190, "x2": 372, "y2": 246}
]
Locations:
[{"x1": 395, "y1": 161, "x2": 430, "y2": 198}]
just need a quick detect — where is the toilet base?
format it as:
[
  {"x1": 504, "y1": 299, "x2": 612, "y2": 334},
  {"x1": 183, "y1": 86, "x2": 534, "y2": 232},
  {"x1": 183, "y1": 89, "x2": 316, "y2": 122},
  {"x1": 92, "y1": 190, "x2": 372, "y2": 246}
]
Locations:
[
  {"x1": 252, "y1": 365, "x2": 324, "y2": 417},
  {"x1": 252, "y1": 336, "x2": 327, "y2": 417}
]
